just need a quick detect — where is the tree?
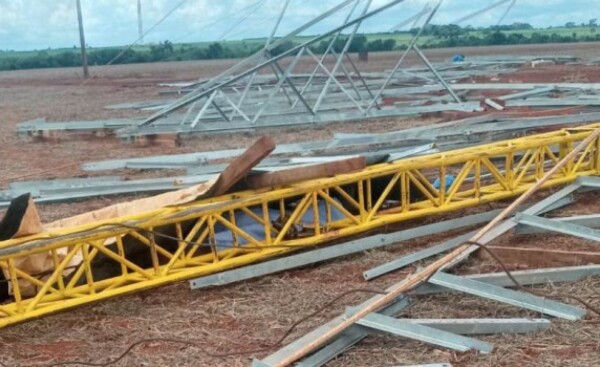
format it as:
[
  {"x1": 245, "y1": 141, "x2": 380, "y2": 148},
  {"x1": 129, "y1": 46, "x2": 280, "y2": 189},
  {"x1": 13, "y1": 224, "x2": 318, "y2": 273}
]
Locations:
[
  {"x1": 206, "y1": 42, "x2": 225, "y2": 59},
  {"x1": 349, "y1": 35, "x2": 367, "y2": 53},
  {"x1": 565, "y1": 22, "x2": 576, "y2": 28}
]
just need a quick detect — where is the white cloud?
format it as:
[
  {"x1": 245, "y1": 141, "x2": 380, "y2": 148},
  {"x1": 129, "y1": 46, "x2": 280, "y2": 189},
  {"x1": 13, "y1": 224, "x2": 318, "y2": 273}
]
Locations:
[{"x1": 0, "y1": 0, "x2": 596, "y2": 50}]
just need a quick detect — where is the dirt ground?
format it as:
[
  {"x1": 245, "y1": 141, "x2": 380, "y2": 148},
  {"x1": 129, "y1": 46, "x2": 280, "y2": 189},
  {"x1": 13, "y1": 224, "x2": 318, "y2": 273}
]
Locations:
[{"x1": 1, "y1": 43, "x2": 600, "y2": 367}]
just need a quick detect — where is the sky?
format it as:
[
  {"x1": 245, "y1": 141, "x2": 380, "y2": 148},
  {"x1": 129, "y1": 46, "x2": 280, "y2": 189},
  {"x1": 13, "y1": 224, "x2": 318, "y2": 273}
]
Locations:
[{"x1": 0, "y1": 0, "x2": 596, "y2": 51}]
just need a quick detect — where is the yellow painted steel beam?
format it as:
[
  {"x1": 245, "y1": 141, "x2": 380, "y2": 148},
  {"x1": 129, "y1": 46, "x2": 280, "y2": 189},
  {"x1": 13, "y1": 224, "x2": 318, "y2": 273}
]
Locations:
[{"x1": 0, "y1": 124, "x2": 599, "y2": 327}]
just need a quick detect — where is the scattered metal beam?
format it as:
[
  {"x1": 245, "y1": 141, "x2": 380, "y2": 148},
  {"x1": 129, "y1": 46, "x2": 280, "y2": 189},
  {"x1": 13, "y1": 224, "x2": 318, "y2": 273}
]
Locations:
[
  {"x1": 391, "y1": 318, "x2": 550, "y2": 335},
  {"x1": 516, "y1": 214, "x2": 600, "y2": 235},
  {"x1": 354, "y1": 313, "x2": 494, "y2": 353},
  {"x1": 427, "y1": 272, "x2": 586, "y2": 320},
  {"x1": 415, "y1": 265, "x2": 600, "y2": 295},
  {"x1": 515, "y1": 213, "x2": 600, "y2": 242}
]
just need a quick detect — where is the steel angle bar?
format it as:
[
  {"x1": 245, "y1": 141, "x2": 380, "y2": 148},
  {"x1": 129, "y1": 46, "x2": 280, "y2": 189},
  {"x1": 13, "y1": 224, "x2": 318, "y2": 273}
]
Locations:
[
  {"x1": 498, "y1": 87, "x2": 555, "y2": 101},
  {"x1": 427, "y1": 272, "x2": 586, "y2": 320},
  {"x1": 505, "y1": 99, "x2": 600, "y2": 107},
  {"x1": 390, "y1": 3, "x2": 432, "y2": 31},
  {"x1": 497, "y1": 0, "x2": 517, "y2": 25},
  {"x1": 413, "y1": 45, "x2": 461, "y2": 103},
  {"x1": 251, "y1": 49, "x2": 307, "y2": 123},
  {"x1": 453, "y1": 0, "x2": 511, "y2": 24},
  {"x1": 398, "y1": 318, "x2": 551, "y2": 335},
  {"x1": 313, "y1": 0, "x2": 372, "y2": 111},
  {"x1": 484, "y1": 98, "x2": 504, "y2": 110},
  {"x1": 271, "y1": 59, "x2": 315, "y2": 114},
  {"x1": 475, "y1": 264, "x2": 600, "y2": 286},
  {"x1": 218, "y1": 90, "x2": 251, "y2": 122},
  {"x1": 354, "y1": 313, "x2": 494, "y2": 353},
  {"x1": 291, "y1": 0, "x2": 360, "y2": 110},
  {"x1": 515, "y1": 213, "x2": 600, "y2": 242},
  {"x1": 190, "y1": 91, "x2": 217, "y2": 128},
  {"x1": 516, "y1": 214, "x2": 600, "y2": 235},
  {"x1": 576, "y1": 176, "x2": 600, "y2": 188},
  {"x1": 366, "y1": 0, "x2": 443, "y2": 113},
  {"x1": 415, "y1": 265, "x2": 600, "y2": 295},
  {"x1": 306, "y1": 48, "x2": 365, "y2": 112},
  {"x1": 190, "y1": 209, "x2": 501, "y2": 289},
  {"x1": 265, "y1": 0, "x2": 290, "y2": 47}
]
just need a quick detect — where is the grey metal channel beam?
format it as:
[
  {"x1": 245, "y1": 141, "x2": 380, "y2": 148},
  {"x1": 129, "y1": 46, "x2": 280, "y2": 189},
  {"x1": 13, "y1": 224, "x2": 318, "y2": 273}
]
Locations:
[
  {"x1": 297, "y1": 264, "x2": 599, "y2": 367},
  {"x1": 498, "y1": 87, "x2": 555, "y2": 101},
  {"x1": 414, "y1": 264, "x2": 600, "y2": 295},
  {"x1": 190, "y1": 209, "x2": 503, "y2": 289},
  {"x1": 427, "y1": 272, "x2": 586, "y2": 320},
  {"x1": 516, "y1": 214, "x2": 600, "y2": 235},
  {"x1": 397, "y1": 318, "x2": 550, "y2": 335},
  {"x1": 505, "y1": 99, "x2": 600, "y2": 107},
  {"x1": 354, "y1": 313, "x2": 494, "y2": 353},
  {"x1": 515, "y1": 213, "x2": 600, "y2": 242},
  {"x1": 579, "y1": 176, "x2": 600, "y2": 188}
]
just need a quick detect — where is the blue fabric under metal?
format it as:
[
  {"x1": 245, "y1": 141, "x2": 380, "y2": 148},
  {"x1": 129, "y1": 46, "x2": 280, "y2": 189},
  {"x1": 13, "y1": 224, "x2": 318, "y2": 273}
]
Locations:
[
  {"x1": 433, "y1": 175, "x2": 456, "y2": 190},
  {"x1": 213, "y1": 200, "x2": 345, "y2": 247}
]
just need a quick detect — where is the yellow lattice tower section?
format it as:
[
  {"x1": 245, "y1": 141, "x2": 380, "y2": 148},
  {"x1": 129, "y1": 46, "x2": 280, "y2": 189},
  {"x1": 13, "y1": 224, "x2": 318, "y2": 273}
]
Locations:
[{"x1": 0, "y1": 124, "x2": 599, "y2": 328}]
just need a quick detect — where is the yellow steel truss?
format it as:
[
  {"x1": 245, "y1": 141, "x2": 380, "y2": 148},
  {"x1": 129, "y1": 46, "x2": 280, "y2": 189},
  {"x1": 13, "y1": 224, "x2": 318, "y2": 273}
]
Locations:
[{"x1": 1, "y1": 124, "x2": 600, "y2": 327}]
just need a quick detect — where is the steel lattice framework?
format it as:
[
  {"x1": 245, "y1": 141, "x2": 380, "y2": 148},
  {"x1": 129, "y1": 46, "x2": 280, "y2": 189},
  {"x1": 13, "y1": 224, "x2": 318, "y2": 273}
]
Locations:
[
  {"x1": 119, "y1": 0, "x2": 518, "y2": 139},
  {"x1": 1, "y1": 124, "x2": 600, "y2": 328}
]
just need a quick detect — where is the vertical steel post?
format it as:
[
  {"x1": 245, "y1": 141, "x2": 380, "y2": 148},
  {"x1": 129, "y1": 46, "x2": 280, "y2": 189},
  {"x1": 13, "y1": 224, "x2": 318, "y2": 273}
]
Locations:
[
  {"x1": 365, "y1": 0, "x2": 443, "y2": 113},
  {"x1": 314, "y1": 0, "x2": 373, "y2": 112},
  {"x1": 137, "y1": 0, "x2": 144, "y2": 43},
  {"x1": 76, "y1": 0, "x2": 89, "y2": 79}
]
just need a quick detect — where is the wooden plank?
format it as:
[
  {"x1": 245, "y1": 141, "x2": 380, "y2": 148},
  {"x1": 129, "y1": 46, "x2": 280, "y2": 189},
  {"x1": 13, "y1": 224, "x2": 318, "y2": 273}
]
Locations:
[
  {"x1": 478, "y1": 246, "x2": 600, "y2": 268},
  {"x1": 244, "y1": 156, "x2": 366, "y2": 189},
  {"x1": 208, "y1": 136, "x2": 276, "y2": 196}
]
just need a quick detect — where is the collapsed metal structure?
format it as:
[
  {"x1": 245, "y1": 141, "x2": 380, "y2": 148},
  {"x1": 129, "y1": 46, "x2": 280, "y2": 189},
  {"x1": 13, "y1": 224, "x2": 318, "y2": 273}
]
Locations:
[
  {"x1": 1, "y1": 124, "x2": 600, "y2": 328},
  {"x1": 116, "y1": 0, "x2": 518, "y2": 140}
]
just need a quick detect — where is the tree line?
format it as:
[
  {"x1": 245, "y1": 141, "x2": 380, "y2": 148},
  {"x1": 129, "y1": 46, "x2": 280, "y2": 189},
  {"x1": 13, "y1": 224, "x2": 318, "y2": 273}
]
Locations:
[{"x1": 1, "y1": 22, "x2": 599, "y2": 72}]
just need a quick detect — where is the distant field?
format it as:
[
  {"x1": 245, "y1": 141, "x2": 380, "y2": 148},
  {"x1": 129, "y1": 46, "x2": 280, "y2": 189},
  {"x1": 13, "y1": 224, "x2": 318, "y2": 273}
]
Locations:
[{"x1": 1, "y1": 26, "x2": 597, "y2": 58}]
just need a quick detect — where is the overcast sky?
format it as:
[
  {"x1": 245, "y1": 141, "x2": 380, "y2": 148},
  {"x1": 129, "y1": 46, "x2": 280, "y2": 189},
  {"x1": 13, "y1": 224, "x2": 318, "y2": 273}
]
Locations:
[{"x1": 0, "y1": 0, "x2": 596, "y2": 51}]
